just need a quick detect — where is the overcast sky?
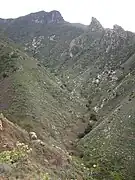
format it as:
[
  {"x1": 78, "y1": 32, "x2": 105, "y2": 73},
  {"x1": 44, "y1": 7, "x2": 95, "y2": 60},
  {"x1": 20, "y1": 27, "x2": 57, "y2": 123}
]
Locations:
[{"x1": 0, "y1": 0, "x2": 135, "y2": 31}]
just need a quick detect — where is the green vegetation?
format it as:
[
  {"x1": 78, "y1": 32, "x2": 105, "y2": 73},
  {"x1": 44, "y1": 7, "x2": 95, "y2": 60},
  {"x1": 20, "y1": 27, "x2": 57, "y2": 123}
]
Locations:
[
  {"x1": 0, "y1": 142, "x2": 32, "y2": 164},
  {"x1": 0, "y1": 11, "x2": 135, "y2": 180},
  {"x1": 40, "y1": 173, "x2": 50, "y2": 180}
]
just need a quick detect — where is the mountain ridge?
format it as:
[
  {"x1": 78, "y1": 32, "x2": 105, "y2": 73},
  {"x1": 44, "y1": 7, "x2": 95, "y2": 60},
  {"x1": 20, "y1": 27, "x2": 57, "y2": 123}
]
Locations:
[
  {"x1": 0, "y1": 10, "x2": 135, "y2": 179},
  {"x1": 0, "y1": 10, "x2": 64, "y2": 25}
]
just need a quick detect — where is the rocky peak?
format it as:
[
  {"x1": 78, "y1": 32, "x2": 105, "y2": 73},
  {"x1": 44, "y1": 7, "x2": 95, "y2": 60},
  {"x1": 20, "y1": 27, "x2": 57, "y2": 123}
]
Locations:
[
  {"x1": 29, "y1": 10, "x2": 64, "y2": 24},
  {"x1": 113, "y1": 24, "x2": 127, "y2": 38},
  {"x1": 89, "y1": 17, "x2": 104, "y2": 32},
  {"x1": 48, "y1": 10, "x2": 64, "y2": 23},
  {"x1": 113, "y1": 24, "x2": 125, "y2": 32}
]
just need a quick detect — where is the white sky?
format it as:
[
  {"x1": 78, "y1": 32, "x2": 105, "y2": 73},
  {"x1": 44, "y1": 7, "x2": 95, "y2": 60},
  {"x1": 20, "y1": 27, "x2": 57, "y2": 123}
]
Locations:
[{"x1": 0, "y1": 0, "x2": 135, "y2": 31}]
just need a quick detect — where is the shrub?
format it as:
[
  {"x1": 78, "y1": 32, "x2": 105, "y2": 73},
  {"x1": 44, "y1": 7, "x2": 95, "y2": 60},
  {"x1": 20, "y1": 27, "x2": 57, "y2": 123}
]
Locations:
[
  {"x1": 2, "y1": 72, "x2": 9, "y2": 78},
  {"x1": 0, "y1": 142, "x2": 32, "y2": 164},
  {"x1": 84, "y1": 123, "x2": 92, "y2": 134},
  {"x1": 90, "y1": 113, "x2": 97, "y2": 121},
  {"x1": 10, "y1": 52, "x2": 18, "y2": 58},
  {"x1": 40, "y1": 173, "x2": 50, "y2": 180}
]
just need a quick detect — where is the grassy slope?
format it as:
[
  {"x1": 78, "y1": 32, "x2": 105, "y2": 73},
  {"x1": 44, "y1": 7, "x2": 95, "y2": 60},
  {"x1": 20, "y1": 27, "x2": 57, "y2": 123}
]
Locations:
[
  {"x1": 0, "y1": 37, "x2": 87, "y2": 139},
  {"x1": 0, "y1": 113, "x2": 89, "y2": 179},
  {"x1": 78, "y1": 69, "x2": 135, "y2": 180},
  {"x1": 0, "y1": 38, "x2": 91, "y2": 179},
  {"x1": 38, "y1": 23, "x2": 135, "y2": 179},
  {"x1": 69, "y1": 29, "x2": 135, "y2": 179}
]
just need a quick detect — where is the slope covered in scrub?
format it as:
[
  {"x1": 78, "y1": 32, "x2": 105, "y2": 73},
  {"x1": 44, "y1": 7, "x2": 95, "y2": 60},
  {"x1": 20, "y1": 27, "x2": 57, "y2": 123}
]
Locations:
[{"x1": 0, "y1": 10, "x2": 135, "y2": 179}]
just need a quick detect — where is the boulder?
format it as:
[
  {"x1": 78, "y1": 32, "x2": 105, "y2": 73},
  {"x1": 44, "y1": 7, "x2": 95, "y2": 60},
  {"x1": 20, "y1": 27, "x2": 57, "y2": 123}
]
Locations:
[{"x1": 29, "y1": 132, "x2": 37, "y2": 140}]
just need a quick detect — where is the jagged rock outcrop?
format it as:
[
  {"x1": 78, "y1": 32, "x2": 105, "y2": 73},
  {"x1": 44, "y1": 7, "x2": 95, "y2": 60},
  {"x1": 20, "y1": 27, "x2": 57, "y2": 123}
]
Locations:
[
  {"x1": 69, "y1": 17, "x2": 104, "y2": 57},
  {"x1": 89, "y1": 17, "x2": 104, "y2": 32},
  {"x1": 68, "y1": 17, "x2": 135, "y2": 69},
  {"x1": 48, "y1": 10, "x2": 64, "y2": 23},
  {"x1": 113, "y1": 24, "x2": 127, "y2": 38}
]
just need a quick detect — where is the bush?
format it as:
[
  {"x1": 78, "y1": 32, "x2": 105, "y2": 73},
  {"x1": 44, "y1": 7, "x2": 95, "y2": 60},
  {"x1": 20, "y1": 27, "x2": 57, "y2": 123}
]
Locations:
[
  {"x1": 10, "y1": 52, "x2": 18, "y2": 58},
  {"x1": 2, "y1": 72, "x2": 9, "y2": 78},
  {"x1": 0, "y1": 142, "x2": 32, "y2": 164},
  {"x1": 90, "y1": 113, "x2": 97, "y2": 121},
  {"x1": 40, "y1": 173, "x2": 50, "y2": 180},
  {"x1": 84, "y1": 123, "x2": 92, "y2": 134}
]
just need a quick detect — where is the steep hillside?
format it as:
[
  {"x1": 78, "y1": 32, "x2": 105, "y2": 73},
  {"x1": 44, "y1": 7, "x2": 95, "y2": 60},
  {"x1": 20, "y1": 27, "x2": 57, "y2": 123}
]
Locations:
[
  {"x1": 0, "y1": 36, "x2": 90, "y2": 144},
  {"x1": 0, "y1": 112, "x2": 90, "y2": 180},
  {"x1": 57, "y1": 17, "x2": 135, "y2": 180},
  {"x1": 0, "y1": 36, "x2": 92, "y2": 179},
  {"x1": 64, "y1": 18, "x2": 135, "y2": 180},
  {"x1": 1, "y1": 10, "x2": 135, "y2": 180}
]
